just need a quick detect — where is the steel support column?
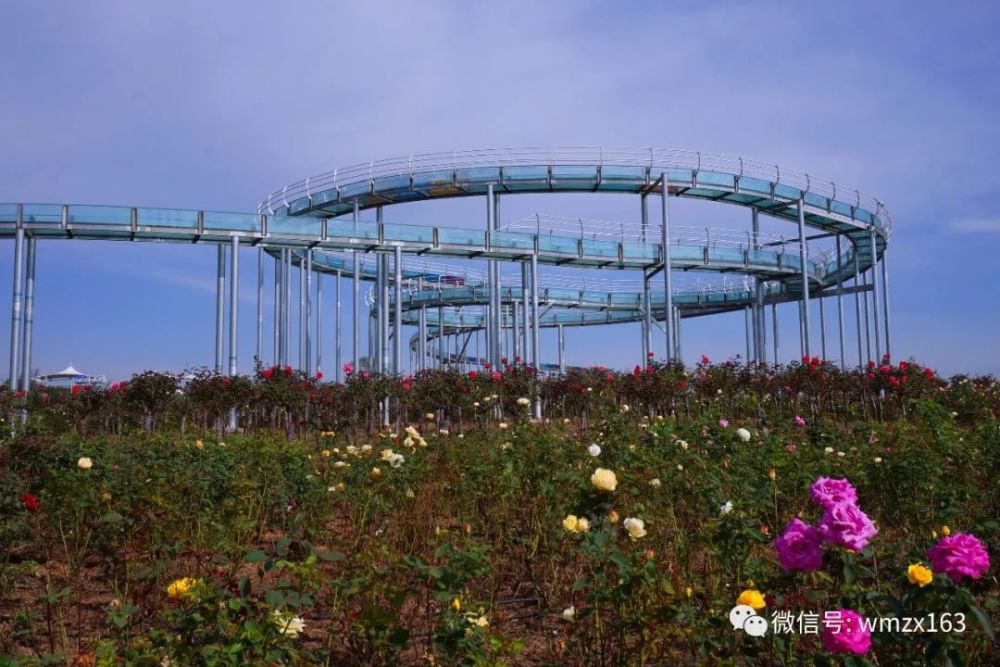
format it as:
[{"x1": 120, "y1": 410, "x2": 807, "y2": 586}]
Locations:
[
  {"x1": 558, "y1": 323, "x2": 565, "y2": 373},
  {"x1": 215, "y1": 244, "x2": 225, "y2": 374},
  {"x1": 228, "y1": 236, "x2": 239, "y2": 376},
  {"x1": 418, "y1": 306, "x2": 427, "y2": 371},
  {"x1": 530, "y1": 253, "x2": 541, "y2": 418},
  {"x1": 438, "y1": 306, "x2": 445, "y2": 367},
  {"x1": 352, "y1": 202, "x2": 360, "y2": 373},
  {"x1": 256, "y1": 247, "x2": 263, "y2": 366},
  {"x1": 869, "y1": 228, "x2": 882, "y2": 362},
  {"x1": 521, "y1": 264, "x2": 530, "y2": 365},
  {"x1": 335, "y1": 270, "x2": 342, "y2": 381},
  {"x1": 660, "y1": 175, "x2": 674, "y2": 361},
  {"x1": 744, "y1": 306, "x2": 751, "y2": 362},
  {"x1": 797, "y1": 198, "x2": 811, "y2": 356},
  {"x1": 305, "y1": 249, "x2": 312, "y2": 374},
  {"x1": 393, "y1": 246, "x2": 402, "y2": 374},
  {"x1": 642, "y1": 269, "x2": 652, "y2": 363},
  {"x1": 20, "y1": 237, "x2": 35, "y2": 393},
  {"x1": 772, "y1": 303, "x2": 779, "y2": 364},
  {"x1": 836, "y1": 236, "x2": 846, "y2": 370},
  {"x1": 316, "y1": 271, "x2": 322, "y2": 376},
  {"x1": 273, "y1": 252, "x2": 281, "y2": 366},
  {"x1": 819, "y1": 296, "x2": 826, "y2": 361},
  {"x1": 881, "y1": 247, "x2": 892, "y2": 359},
  {"x1": 854, "y1": 253, "x2": 864, "y2": 366}
]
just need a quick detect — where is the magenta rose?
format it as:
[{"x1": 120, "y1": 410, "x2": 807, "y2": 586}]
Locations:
[
  {"x1": 821, "y1": 608, "x2": 872, "y2": 655},
  {"x1": 928, "y1": 533, "x2": 991, "y2": 583},
  {"x1": 818, "y1": 503, "x2": 878, "y2": 552},
  {"x1": 774, "y1": 518, "x2": 824, "y2": 571},
  {"x1": 810, "y1": 477, "x2": 858, "y2": 509}
]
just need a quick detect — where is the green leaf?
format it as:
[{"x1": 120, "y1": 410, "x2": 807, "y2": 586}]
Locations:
[
  {"x1": 244, "y1": 551, "x2": 268, "y2": 563},
  {"x1": 966, "y1": 600, "x2": 995, "y2": 640}
]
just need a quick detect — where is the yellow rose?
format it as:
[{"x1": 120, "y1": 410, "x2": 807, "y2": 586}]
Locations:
[
  {"x1": 451, "y1": 598, "x2": 461, "y2": 611},
  {"x1": 166, "y1": 577, "x2": 197, "y2": 599},
  {"x1": 941, "y1": 525, "x2": 951, "y2": 536},
  {"x1": 623, "y1": 517, "x2": 647, "y2": 539},
  {"x1": 77, "y1": 457, "x2": 93, "y2": 470},
  {"x1": 562, "y1": 515, "x2": 580, "y2": 532},
  {"x1": 194, "y1": 440, "x2": 204, "y2": 449},
  {"x1": 591, "y1": 468, "x2": 618, "y2": 492},
  {"x1": 576, "y1": 517, "x2": 590, "y2": 532},
  {"x1": 736, "y1": 589, "x2": 766, "y2": 610},
  {"x1": 908, "y1": 563, "x2": 933, "y2": 587}
]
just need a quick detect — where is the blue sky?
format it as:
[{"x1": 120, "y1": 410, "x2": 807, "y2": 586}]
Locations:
[{"x1": 1, "y1": 1, "x2": 999, "y2": 380}]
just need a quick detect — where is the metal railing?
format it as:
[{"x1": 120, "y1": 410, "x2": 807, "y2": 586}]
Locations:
[{"x1": 259, "y1": 147, "x2": 892, "y2": 236}]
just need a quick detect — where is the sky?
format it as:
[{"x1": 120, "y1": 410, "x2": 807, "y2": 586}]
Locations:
[{"x1": 1, "y1": 1, "x2": 999, "y2": 380}]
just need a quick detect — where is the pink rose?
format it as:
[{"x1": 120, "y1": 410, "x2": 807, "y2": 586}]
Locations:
[
  {"x1": 810, "y1": 477, "x2": 858, "y2": 510},
  {"x1": 794, "y1": 415, "x2": 806, "y2": 426},
  {"x1": 718, "y1": 419, "x2": 729, "y2": 428},
  {"x1": 821, "y1": 608, "x2": 871, "y2": 655},
  {"x1": 929, "y1": 533, "x2": 990, "y2": 583},
  {"x1": 774, "y1": 518, "x2": 824, "y2": 572},
  {"x1": 818, "y1": 503, "x2": 878, "y2": 552}
]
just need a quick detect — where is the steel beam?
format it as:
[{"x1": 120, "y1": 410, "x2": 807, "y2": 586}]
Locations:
[
  {"x1": 797, "y1": 198, "x2": 811, "y2": 356},
  {"x1": 229, "y1": 236, "x2": 239, "y2": 376},
  {"x1": 215, "y1": 244, "x2": 225, "y2": 374},
  {"x1": 660, "y1": 175, "x2": 674, "y2": 361},
  {"x1": 20, "y1": 237, "x2": 35, "y2": 393}
]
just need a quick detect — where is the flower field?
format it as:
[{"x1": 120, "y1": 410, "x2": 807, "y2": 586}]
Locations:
[{"x1": 0, "y1": 357, "x2": 998, "y2": 666}]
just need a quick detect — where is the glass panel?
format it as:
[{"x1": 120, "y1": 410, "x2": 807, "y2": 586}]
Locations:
[
  {"x1": 456, "y1": 167, "x2": 500, "y2": 183},
  {"x1": 551, "y1": 165, "x2": 598, "y2": 182},
  {"x1": 373, "y1": 175, "x2": 410, "y2": 193},
  {"x1": 289, "y1": 197, "x2": 310, "y2": 214},
  {"x1": 804, "y1": 192, "x2": 827, "y2": 209},
  {"x1": 384, "y1": 223, "x2": 433, "y2": 244},
  {"x1": 0, "y1": 203, "x2": 17, "y2": 223},
  {"x1": 267, "y1": 217, "x2": 323, "y2": 237},
  {"x1": 327, "y1": 219, "x2": 377, "y2": 240},
  {"x1": 774, "y1": 184, "x2": 801, "y2": 200},
  {"x1": 493, "y1": 231, "x2": 534, "y2": 250},
  {"x1": 21, "y1": 203, "x2": 62, "y2": 224},
  {"x1": 438, "y1": 227, "x2": 485, "y2": 246},
  {"x1": 139, "y1": 207, "x2": 199, "y2": 229},
  {"x1": 412, "y1": 169, "x2": 455, "y2": 188},
  {"x1": 203, "y1": 211, "x2": 260, "y2": 233},
  {"x1": 698, "y1": 170, "x2": 735, "y2": 188},
  {"x1": 831, "y1": 201, "x2": 853, "y2": 218},
  {"x1": 67, "y1": 205, "x2": 132, "y2": 226},
  {"x1": 501, "y1": 166, "x2": 547, "y2": 182},
  {"x1": 579, "y1": 238, "x2": 617, "y2": 258},
  {"x1": 601, "y1": 165, "x2": 646, "y2": 181},
  {"x1": 339, "y1": 181, "x2": 369, "y2": 199},
  {"x1": 739, "y1": 177, "x2": 771, "y2": 195}
]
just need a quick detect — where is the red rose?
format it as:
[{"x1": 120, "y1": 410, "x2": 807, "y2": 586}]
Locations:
[
  {"x1": 802, "y1": 355, "x2": 810, "y2": 363},
  {"x1": 514, "y1": 355, "x2": 521, "y2": 363},
  {"x1": 262, "y1": 368, "x2": 274, "y2": 379},
  {"x1": 923, "y1": 368, "x2": 934, "y2": 378},
  {"x1": 810, "y1": 356, "x2": 821, "y2": 366},
  {"x1": 71, "y1": 385, "x2": 81, "y2": 394},
  {"x1": 491, "y1": 371, "x2": 501, "y2": 382},
  {"x1": 285, "y1": 365, "x2": 293, "y2": 375},
  {"x1": 898, "y1": 361, "x2": 908, "y2": 371},
  {"x1": 647, "y1": 351, "x2": 655, "y2": 358},
  {"x1": 316, "y1": 371, "x2": 324, "y2": 380},
  {"x1": 501, "y1": 357, "x2": 508, "y2": 365},
  {"x1": 866, "y1": 373, "x2": 875, "y2": 381},
  {"x1": 468, "y1": 371, "x2": 478, "y2": 380},
  {"x1": 633, "y1": 365, "x2": 641, "y2": 376},
  {"x1": 483, "y1": 362, "x2": 491, "y2": 370},
  {"x1": 867, "y1": 360, "x2": 876, "y2": 369},
  {"x1": 20, "y1": 493, "x2": 39, "y2": 512},
  {"x1": 700, "y1": 355, "x2": 711, "y2": 365},
  {"x1": 677, "y1": 380, "x2": 688, "y2": 389},
  {"x1": 880, "y1": 365, "x2": 891, "y2": 375}
]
